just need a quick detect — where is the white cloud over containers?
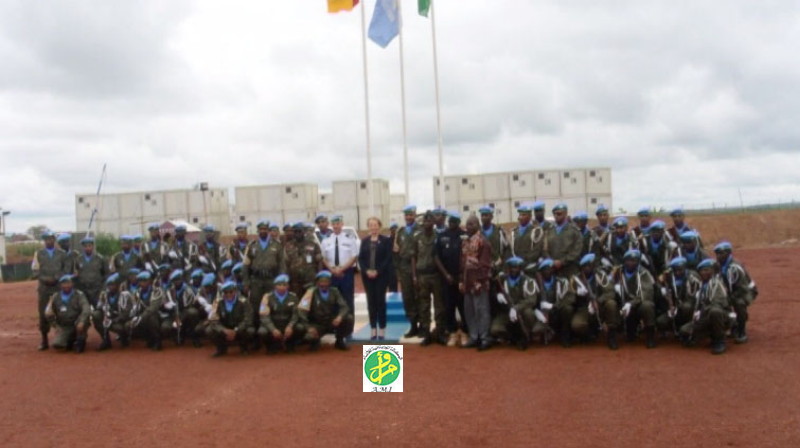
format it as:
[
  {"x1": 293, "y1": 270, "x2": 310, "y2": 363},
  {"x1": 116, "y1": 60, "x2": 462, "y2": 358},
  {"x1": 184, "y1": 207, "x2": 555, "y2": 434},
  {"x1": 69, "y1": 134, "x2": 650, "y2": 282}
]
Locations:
[{"x1": 1, "y1": 1, "x2": 799, "y2": 232}]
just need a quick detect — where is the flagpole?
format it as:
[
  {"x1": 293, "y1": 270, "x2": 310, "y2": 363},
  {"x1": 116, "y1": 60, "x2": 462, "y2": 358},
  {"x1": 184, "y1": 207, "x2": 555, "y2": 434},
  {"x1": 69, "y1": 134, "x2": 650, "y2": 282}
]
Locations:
[
  {"x1": 360, "y1": 1, "x2": 375, "y2": 217},
  {"x1": 398, "y1": 0, "x2": 410, "y2": 203},
  {"x1": 430, "y1": 0, "x2": 445, "y2": 209}
]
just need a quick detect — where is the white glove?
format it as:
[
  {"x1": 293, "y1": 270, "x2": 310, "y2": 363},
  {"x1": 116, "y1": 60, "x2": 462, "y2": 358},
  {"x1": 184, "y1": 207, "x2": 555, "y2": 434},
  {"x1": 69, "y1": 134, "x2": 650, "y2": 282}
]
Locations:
[
  {"x1": 131, "y1": 316, "x2": 142, "y2": 328},
  {"x1": 601, "y1": 258, "x2": 613, "y2": 268},
  {"x1": 534, "y1": 309, "x2": 548, "y2": 324},
  {"x1": 614, "y1": 284, "x2": 622, "y2": 297},
  {"x1": 102, "y1": 317, "x2": 112, "y2": 328},
  {"x1": 496, "y1": 293, "x2": 508, "y2": 306},
  {"x1": 728, "y1": 311, "x2": 737, "y2": 321},
  {"x1": 540, "y1": 301, "x2": 553, "y2": 311},
  {"x1": 660, "y1": 287, "x2": 667, "y2": 297},
  {"x1": 576, "y1": 285, "x2": 588, "y2": 296},
  {"x1": 509, "y1": 308, "x2": 518, "y2": 323},
  {"x1": 588, "y1": 302, "x2": 596, "y2": 315},
  {"x1": 168, "y1": 250, "x2": 179, "y2": 260},
  {"x1": 693, "y1": 310, "x2": 701, "y2": 322},
  {"x1": 620, "y1": 302, "x2": 632, "y2": 318},
  {"x1": 667, "y1": 308, "x2": 677, "y2": 318},
  {"x1": 164, "y1": 301, "x2": 175, "y2": 310},
  {"x1": 199, "y1": 256, "x2": 209, "y2": 265},
  {"x1": 668, "y1": 241, "x2": 678, "y2": 251}
]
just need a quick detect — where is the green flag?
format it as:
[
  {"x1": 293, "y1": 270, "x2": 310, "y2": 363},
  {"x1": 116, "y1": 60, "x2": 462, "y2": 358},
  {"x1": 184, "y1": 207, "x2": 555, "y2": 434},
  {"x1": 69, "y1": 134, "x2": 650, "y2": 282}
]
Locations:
[{"x1": 418, "y1": 0, "x2": 431, "y2": 17}]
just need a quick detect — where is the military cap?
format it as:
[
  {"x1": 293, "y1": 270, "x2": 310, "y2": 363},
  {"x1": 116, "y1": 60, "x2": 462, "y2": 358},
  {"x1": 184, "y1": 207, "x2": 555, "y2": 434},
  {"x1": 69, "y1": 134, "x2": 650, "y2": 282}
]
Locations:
[
  {"x1": 669, "y1": 257, "x2": 687, "y2": 269},
  {"x1": 132, "y1": 234, "x2": 143, "y2": 242},
  {"x1": 505, "y1": 256, "x2": 524, "y2": 267},
  {"x1": 202, "y1": 224, "x2": 215, "y2": 232},
  {"x1": 314, "y1": 214, "x2": 328, "y2": 224},
  {"x1": 713, "y1": 241, "x2": 733, "y2": 253},
  {"x1": 697, "y1": 259, "x2": 716, "y2": 271},
  {"x1": 637, "y1": 207, "x2": 651, "y2": 217},
  {"x1": 403, "y1": 204, "x2": 417, "y2": 214},
  {"x1": 127, "y1": 268, "x2": 141, "y2": 277},
  {"x1": 269, "y1": 222, "x2": 279, "y2": 230},
  {"x1": 274, "y1": 274, "x2": 290, "y2": 284},
  {"x1": 169, "y1": 269, "x2": 184, "y2": 282},
  {"x1": 147, "y1": 222, "x2": 160, "y2": 231},
  {"x1": 57, "y1": 233, "x2": 71, "y2": 242},
  {"x1": 595, "y1": 204, "x2": 609, "y2": 215},
  {"x1": 105, "y1": 273, "x2": 121, "y2": 285},
  {"x1": 538, "y1": 258, "x2": 554, "y2": 270},
  {"x1": 175, "y1": 224, "x2": 187, "y2": 232},
  {"x1": 235, "y1": 223, "x2": 248, "y2": 231},
  {"x1": 292, "y1": 222, "x2": 305, "y2": 230},
  {"x1": 80, "y1": 237, "x2": 95, "y2": 245},
  {"x1": 136, "y1": 271, "x2": 152, "y2": 281},
  {"x1": 221, "y1": 260, "x2": 233, "y2": 270},
  {"x1": 201, "y1": 273, "x2": 216, "y2": 287},
  {"x1": 330, "y1": 214, "x2": 343, "y2": 223},
  {"x1": 552, "y1": 202, "x2": 568, "y2": 212},
  {"x1": 613, "y1": 217, "x2": 629, "y2": 227},
  {"x1": 478, "y1": 205, "x2": 494, "y2": 215},
  {"x1": 532, "y1": 201, "x2": 546, "y2": 211},
  {"x1": 58, "y1": 274, "x2": 74, "y2": 284},
  {"x1": 447, "y1": 211, "x2": 461, "y2": 221},
  {"x1": 623, "y1": 249, "x2": 641, "y2": 261},
  {"x1": 679, "y1": 230, "x2": 699, "y2": 241},
  {"x1": 190, "y1": 268, "x2": 204, "y2": 279},
  {"x1": 41, "y1": 230, "x2": 56, "y2": 239},
  {"x1": 256, "y1": 219, "x2": 270, "y2": 229},
  {"x1": 389, "y1": 221, "x2": 399, "y2": 229},
  {"x1": 232, "y1": 262, "x2": 243, "y2": 273},
  {"x1": 650, "y1": 220, "x2": 666, "y2": 230},
  {"x1": 573, "y1": 212, "x2": 589, "y2": 221},
  {"x1": 316, "y1": 270, "x2": 333, "y2": 280},
  {"x1": 516, "y1": 203, "x2": 533, "y2": 213},
  {"x1": 158, "y1": 263, "x2": 171, "y2": 272},
  {"x1": 670, "y1": 208, "x2": 685, "y2": 217},
  {"x1": 220, "y1": 281, "x2": 237, "y2": 292},
  {"x1": 579, "y1": 253, "x2": 596, "y2": 266}
]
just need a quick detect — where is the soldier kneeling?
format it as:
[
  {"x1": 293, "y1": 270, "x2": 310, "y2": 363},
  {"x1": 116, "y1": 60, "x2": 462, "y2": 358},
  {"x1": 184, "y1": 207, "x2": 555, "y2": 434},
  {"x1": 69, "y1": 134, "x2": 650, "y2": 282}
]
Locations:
[
  {"x1": 490, "y1": 257, "x2": 537, "y2": 351},
  {"x1": 206, "y1": 281, "x2": 255, "y2": 357},
  {"x1": 45, "y1": 275, "x2": 91, "y2": 353},
  {"x1": 93, "y1": 273, "x2": 136, "y2": 350},
  {"x1": 679, "y1": 259, "x2": 732, "y2": 355},
  {"x1": 257, "y1": 274, "x2": 304, "y2": 354},
  {"x1": 297, "y1": 271, "x2": 354, "y2": 351}
]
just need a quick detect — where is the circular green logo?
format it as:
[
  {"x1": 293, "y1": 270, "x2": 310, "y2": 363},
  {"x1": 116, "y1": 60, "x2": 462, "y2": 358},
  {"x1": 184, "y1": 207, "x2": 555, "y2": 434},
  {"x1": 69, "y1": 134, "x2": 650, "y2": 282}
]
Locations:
[{"x1": 364, "y1": 350, "x2": 401, "y2": 386}]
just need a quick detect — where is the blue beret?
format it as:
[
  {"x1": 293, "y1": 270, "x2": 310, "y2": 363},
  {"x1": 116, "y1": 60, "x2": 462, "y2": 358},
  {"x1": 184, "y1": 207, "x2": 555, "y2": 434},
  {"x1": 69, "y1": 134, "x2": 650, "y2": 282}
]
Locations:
[
  {"x1": 132, "y1": 234, "x2": 143, "y2": 242},
  {"x1": 235, "y1": 223, "x2": 248, "y2": 231},
  {"x1": 169, "y1": 269, "x2": 184, "y2": 281},
  {"x1": 120, "y1": 235, "x2": 133, "y2": 242},
  {"x1": 270, "y1": 222, "x2": 280, "y2": 230},
  {"x1": 447, "y1": 212, "x2": 461, "y2": 221},
  {"x1": 41, "y1": 230, "x2": 56, "y2": 239},
  {"x1": 202, "y1": 224, "x2": 215, "y2": 232},
  {"x1": 314, "y1": 214, "x2": 327, "y2": 223},
  {"x1": 57, "y1": 233, "x2": 71, "y2": 242},
  {"x1": 389, "y1": 221, "x2": 399, "y2": 229},
  {"x1": 538, "y1": 258, "x2": 554, "y2": 270},
  {"x1": 80, "y1": 237, "x2": 95, "y2": 245},
  {"x1": 595, "y1": 204, "x2": 609, "y2": 215},
  {"x1": 516, "y1": 203, "x2": 533, "y2": 213},
  {"x1": 330, "y1": 214, "x2": 343, "y2": 223},
  {"x1": 573, "y1": 212, "x2": 589, "y2": 221},
  {"x1": 127, "y1": 268, "x2": 141, "y2": 276},
  {"x1": 403, "y1": 205, "x2": 417, "y2": 214},
  {"x1": 623, "y1": 249, "x2": 641, "y2": 261},
  {"x1": 680, "y1": 230, "x2": 699, "y2": 241},
  {"x1": 432, "y1": 207, "x2": 446, "y2": 216},
  {"x1": 136, "y1": 271, "x2": 152, "y2": 281},
  {"x1": 552, "y1": 202, "x2": 568, "y2": 212},
  {"x1": 316, "y1": 270, "x2": 333, "y2": 280},
  {"x1": 532, "y1": 201, "x2": 545, "y2": 211},
  {"x1": 714, "y1": 241, "x2": 733, "y2": 253},
  {"x1": 304, "y1": 222, "x2": 314, "y2": 229},
  {"x1": 220, "y1": 281, "x2": 237, "y2": 291},
  {"x1": 175, "y1": 224, "x2": 187, "y2": 232},
  {"x1": 190, "y1": 268, "x2": 204, "y2": 279},
  {"x1": 613, "y1": 217, "x2": 629, "y2": 227},
  {"x1": 505, "y1": 256, "x2": 524, "y2": 267},
  {"x1": 201, "y1": 273, "x2": 217, "y2": 287},
  {"x1": 669, "y1": 257, "x2": 687, "y2": 269},
  {"x1": 147, "y1": 222, "x2": 160, "y2": 231},
  {"x1": 292, "y1": 222, "x2": 305, "y2": 230},
  {"x1": 58, "y1": 274, "x2": 74, "y2": 283},
  {"x1": 650, "y1": 220, "x2": 666, "y2": 230},
  {"x1": 158, "y1": 263, "x2": 171, "y2": 271},
  {"x1": 579, "y1": 253, "x2": 596, "y2": 266},
  {"x1": 105, "y1": 273, "x2": 121, "y2": 285},
  {"x1": 256, "y1": 219, "x2": 270, "y2": 228},
  {"x1": 697, "y1": 259, "x2": 716, "y2": 270},
  {"x1": 232, "y1": 262, "x2": 243, "y2": 273},
  {"x1": 670, "y1": 208, "x2": 684, "y2": 217},
  {"x1": 478, "y1": 206, "x2": 494, "y2": 215},
  {"x1": 637, "y1": 207, "x2": 651, "y2": 216},
  {"x1": 274, "y1": 274, "x2": 290, "y2": 284},
  {"x1": 221, "y1": 260, "x2": 233, "y2": 270}
]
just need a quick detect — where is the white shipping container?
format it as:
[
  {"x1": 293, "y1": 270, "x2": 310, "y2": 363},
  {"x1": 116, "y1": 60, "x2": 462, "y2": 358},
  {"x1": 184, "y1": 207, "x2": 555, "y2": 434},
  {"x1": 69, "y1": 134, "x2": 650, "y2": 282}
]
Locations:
[
  {"x1": 235, "y1": 187, "x2": 260, "y2": 213},
  {"x1": 485, "y1": 200, "x2": 513, "y2": 225},
  {"x1": 337, "y1": 208, "x2": 360, "y2": 231},
  {"x1": 390, "y1": 193, "x2": 406, "y2": 212},
  {"x1": 98, "y1": 194, "x2": 120, "y2": 220},
  {"x1": 164, "y1": 191, "x2": 189, "y2": 216},
  {"x1": 456, "y1": 175, "x2": 484, "y2": 202},
  {"x1": 258, "y1": 185, "x2": 283, "y2": 212},
  {"x1": 119, "y1": 193, "x2": 143, "y2": 219},
  {"x1": 141, "y1": 191, "x2": 165, "y2": 217},
  {"x1": 587, "y1": 195, "x2": 613, "y2": 214},
  {"x1": 206, "y1": 189, "x2": 230, "y2": 215},
  {"x1": 91, "y1": 219, "x2": 122, "y2": 237},
  {"x1": 332, "y1": 181, "x2": 358, "y2": 208},
  {"x1": 511, "y1": 197, "x2": 537, "y2": 211},
  {"x1": 561, "y1": 196, "x2": 589, "y2": 216},
  {"x1": 282, "y1": 209, "x2": 315, "y2": 226},
  {"x1": 559, "y1": 169, "x2": 587, "y2": 196},
  {"x1": 586, "y1": 168, "x2": 612, "y2": 194},
  {"x1": 357, "y1": 205, "x2": 389, "y2": 231},
  {"x1": 283, "y1": 184, "x2": 318, "y2": 210},
  {"x1": 318, "y1": 193, "x2": 334, "y2": 213},
  {"x1": 509, "y1": 172, "x2": 535, "y2": 198},
  {"x1": 203, "y1": 213, "x2": 232, "y2": 235},
  {"x1": 188, "y1": 190, "x2": 207, "y2": 216},
  {"x1": 482, "y1": 173, "x2": 510, "y2": 200},
  {"x1": 432, "y1": 176, "x2": 460, "y2": 207},
  {"x1": 533, "y1": 170, "x2": 560, "y2": 196},
  {"x1": 75, "y1": 195, "x2": 95, "y2": 221},
  {"x1": 356, "y1": 179, "x2": 390, "y2": 208},
  {"x1": 235, "y1": 210, "x2": 283, "y2": 229}
]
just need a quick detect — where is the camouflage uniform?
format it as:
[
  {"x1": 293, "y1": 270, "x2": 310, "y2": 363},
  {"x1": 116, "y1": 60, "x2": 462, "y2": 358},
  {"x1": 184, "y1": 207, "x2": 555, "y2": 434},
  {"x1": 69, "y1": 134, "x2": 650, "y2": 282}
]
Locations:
[
  {"x1": 257, "y1": 291, "x2": 304, "y2": 352},
  {"x1": 32, "y1": 246, "x2": 68, "y2": 341},
  {"x1": 284, "y1": 238, "x2": 322, "y2": 297},
  {"x1": 45, "y1": 288, "x2": 91, "y2": 352},
  {"x1": 413, "y1": 230, "x2": 444, "y2": 339}
]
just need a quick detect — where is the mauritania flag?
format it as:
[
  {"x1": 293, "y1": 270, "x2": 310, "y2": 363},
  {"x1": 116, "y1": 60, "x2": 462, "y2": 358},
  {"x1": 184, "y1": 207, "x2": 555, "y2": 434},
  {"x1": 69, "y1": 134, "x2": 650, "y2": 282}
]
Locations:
[
  {"x1": 328, "y1": 0, "x2": 359, "y2": 13},
  {"x1": 368, "y1": 0, "x2": 401, "y2": 48},
  {"x1": 418, "y1": 0, "x2": 431, "y2": 17}
]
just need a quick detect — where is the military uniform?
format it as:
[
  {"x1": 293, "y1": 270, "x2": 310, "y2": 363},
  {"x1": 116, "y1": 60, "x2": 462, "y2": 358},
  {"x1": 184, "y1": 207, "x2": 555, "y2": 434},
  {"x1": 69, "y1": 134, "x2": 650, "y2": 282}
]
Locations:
[
  {"x1": 615, "y1": 257, "x2": 657, "y2": 347},
  {"x1": 680, "y1": 269, "x2": 731, "y2": 354},
  {"x1": 490, "y1": 270, "x2": 537, "y2": 347},
  {"x1": 169, "y1": 237, "x2": 199, "y2": 271},
  {"x1": 284, "y1": 238, "x2": 322, "y2": 297},
  {"x1": 510, "y1": 223, "x2": 545, "y2": 269},
  {"x1": 131, "y1": 283, "x2": 166, "y2": 349},
  {"x1": 93, "y1": 283, "x2": 137, "y2": 349},
  {"x1": 413, "y1": 229, "x2": 444, "y2": 340},
  {"x1": 110, "y1": 250, "x2": 144, "y2": 279},
  {"x1": 544, "y1": 220, "x2": 583, "y2": 278},
  {"x1": 296, "y1": 285, "x2": 353, "y2": 349},
  {"x1": 45, "y1": 287, "x2": 91, "y2": 352},
  {"x1": 719, "y1": 252, "x2": 756, "y2": 343},
  {"x1": 206, "y1": 288, "x2": 255, "y2": 355},
  {"x1": 533, "y1": 272, "x2": 572, "y2": 344},
  {"x1": 242, "y1": 236, "x2": 286, "y2": 331},
  {"x1": 570, "y1": 263, "x2": 618, "y2": 347},
  {"x1": 32, "y1": 244, "x2": 68, "y2": 348},
  {"x1": 436, "y1": 225, "x2": 466, "y2": 339},
  {"x1": 257, "y1": 290, "x2": 303, "y2": 352},
  {"x1": 656, "y1": 263, "x2": 702, "y2": 334},
  {"x1": 394, "y1": 220, "x2": 420, "y2": 333},
  {"x1": 74, "y1": 251, "x2": 108, "y2": 307},
  {"x1": 162, "y1": 278, "x2": 212, "y2": 346},
  {"x1": 606, "y1": 230, "x2": 638, "y2": 267},
  {"x1": 143, "y1": 236, "x2": 169, "y2": 268}
]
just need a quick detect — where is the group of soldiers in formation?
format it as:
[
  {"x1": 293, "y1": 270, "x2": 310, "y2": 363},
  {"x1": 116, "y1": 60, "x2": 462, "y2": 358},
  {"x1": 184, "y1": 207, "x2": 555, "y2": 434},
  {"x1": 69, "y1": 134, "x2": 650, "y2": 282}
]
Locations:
[{"x1": 31, "y1": 200, "x2": 757, "y2": 357}]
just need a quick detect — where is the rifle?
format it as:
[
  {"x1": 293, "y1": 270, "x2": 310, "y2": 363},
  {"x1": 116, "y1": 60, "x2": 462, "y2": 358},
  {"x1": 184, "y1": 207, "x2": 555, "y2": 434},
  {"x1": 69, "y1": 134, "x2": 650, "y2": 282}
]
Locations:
[{"x1": 498, "y1": 273, "x2": 531, "y2": 343}]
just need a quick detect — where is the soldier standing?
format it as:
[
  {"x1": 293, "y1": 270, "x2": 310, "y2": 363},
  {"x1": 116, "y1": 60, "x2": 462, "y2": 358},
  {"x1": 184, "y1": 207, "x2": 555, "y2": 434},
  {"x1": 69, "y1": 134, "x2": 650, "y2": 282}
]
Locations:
[
  {"x1": 532, "y1": 201, "x2": 553, "y2": 231},
  {"x1": 592, "y1": 205, "x2": 612, "y2": 262},
  {"x1": 314, "y1": 214, "x2": 333, "y2": 242},
  {"x1": 714, "y1": 242, "x2": 756, "y2": 344},
  {"x1": 510, "y1": 204, "x2": 545, "y2": 270},
  {"x1": 412, "y1": 211, "x2": 444, "y2": 346},
  {"x1": 572, "y1": 212, "x2": 592, "y2": 257},
  {"x1": 296, "y1": 271, "x2": 353, "y2": 351},
  {"x1": 168, "y1": 224, "x2": 198, "y2": 271},
  {"x1": 57, "y1": 233, "x2": 79, "y2": 275},
  {"x1": 632, "y1": 207, "x2": 653, "y2": 238},
  {"x1": 606, "y1": 217, "x2": 638, "y2": 266},
  {"x1": 200, "y1": 225, "x2": 222, "y2": 272},
  {"x1": 544, "y1": 203, "x2": 582, "y2": 279},
  {"x1": 44, "y1": 275, "x2": 91, "y2": 353},
  {"x1": 387, "y1": 221, "x2": 400, "y2": 293},
  {"x1": 142, "y1": 223, "x2": 167, "y2": 269},
  {"x1": 257, "y1": 274, "x2": 303, "y2": 353},
  {"x1": 435, "y1": 212, "x2": 466, "y2": 346},
  {"x1": 242, "y1": 219, "x2": 286, "y2": 348},
  {"x1": 394, "y1": 205, "x2": 420, "y2": 337},
  {"x1": 206, "y1": 281, "x2": 255, "y2": 357},
  {"x1": 432, "y1": 207, "x2": 448, "y2": 234},
  {"x1": 227, "y1": 223, "x2": 250, "y2": 263},
  {"x1": 285, "y1": 222, "x2": 323, "y2": 298},
  {"x1": 31, "y1": 231, "x2": 68, "y2": 350},
  {"x1": 110, "y1": 235, "x2": 144, "y2": 278},
  {"x1": 667, "y1": 208, "x2": 695, "y2": 242},
  {"x1": 74, "y1": 236, "x2": 108, "y2": 308}
]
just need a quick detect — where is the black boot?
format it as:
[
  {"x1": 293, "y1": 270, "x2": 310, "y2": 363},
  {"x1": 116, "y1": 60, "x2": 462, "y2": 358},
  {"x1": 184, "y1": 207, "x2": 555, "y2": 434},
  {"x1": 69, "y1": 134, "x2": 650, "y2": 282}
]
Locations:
[
  {"x1": 419, "y1": 329, "x2": 432, "y2": 346},
  {"x1": 239, "y1": 343, "x2": 250, "y2": 355},
  {"x1": 212, "y1": 343, "x2": 227, "y2": 357},
  {"x1": 150, "y1": 338, "x2": 163, "y2": 351},
  {"x1": 403, "y1": 323, "x2": 419, "y2": 338},
  {"x1": 38, "y1": 332, "x2": 49, "y2": 351},
  {"x1": 74, "y1": 338, "x2": 86, "y2": 354},
  {"x1": 735, "y1": 320, "x2": 748, "y2": 344},
  {"x1": 97, "y1": 336, "x2": 112, "y2": 351},
  {"x1": 645, "y1": 326, "x2": 656, "y2": 349},
  {"x1": 560, "y1": 328, "x2": 572, "y2": 348},
  {"x1": 120, "y1": 334, "x2": 130, "y2": 348},
  {"x1": 711, "y1": 338, "x2": 727, "y2": 355},
  {"x1": 607, "y1": 328, "x2": 619, "y2": 350},
  {"x1": 334, "y1": 338, "x2": 349, "y2": 351},
  {"x1": 309, "y1": 339, "x2": 321, "y2": 352}
]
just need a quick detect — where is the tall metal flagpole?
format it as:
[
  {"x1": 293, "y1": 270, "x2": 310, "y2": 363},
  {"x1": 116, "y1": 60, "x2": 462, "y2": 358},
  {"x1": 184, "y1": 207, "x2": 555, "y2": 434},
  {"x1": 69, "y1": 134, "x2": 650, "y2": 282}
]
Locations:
[
  {"x1": 398, "y1": 0, "x2": 410, "y2": 202},
  {"x1": 360, "y1": 2, "x2": 375, "y2": 217},
  {"x1": 430, "y1": 0, "x2": 445, "y2": 208}
]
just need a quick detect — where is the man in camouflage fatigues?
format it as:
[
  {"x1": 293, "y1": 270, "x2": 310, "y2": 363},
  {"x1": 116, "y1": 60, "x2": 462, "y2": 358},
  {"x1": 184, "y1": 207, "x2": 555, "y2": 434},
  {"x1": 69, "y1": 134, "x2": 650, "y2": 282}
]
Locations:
[
  {"x1": 206, "y1": 281, "x2": 255, "y2": 357},
  {"x1": 142, "y1": 223, "x2": 168, "y2": 271},
  {"x1": 94, "y1": 273, "x2": 137, "y2": 351},
  {"x1": 571, "y1": 253, "x2": 619, "y2": 349},
  {"x1": 296, "y1": 271, "x2": 353, "y2": 351},
  {"x1": 413, "y1": 211, "x2": 444, "y2": 346},
  {"x1": 510, "y1": 204, "x2": 545, "y2": 272},
  {"x1": 110, "y1": 235, "x2": 144, "y2": 278},
  {"x1": 656, "y1": 256, "x2": 702, "y2": 337},
  {"x1": 31, "y1": 231, "x2": 68, "y2": 350},
  {"x1": 533, "y1": 259, "x2": 572, "y2": 345},
  {"x1": 680, "y1": 259, "x2": 731, "y2": 354},
  {"x1": 394, "y1": 205, "x2": 420, "y2": 337},
  {"x1": 491, "y1": 257, "x2": 537, "y2": 350},
  {"x1": 74, "y1": 236, "x2": 108, "y2": 308},
  {"x1": 257, "y1": 274, "x2": 304, "y2": 353},
  {"x1": 243, "y1": 219, "x2": 286, "y2": 346},
  {"x1": 45, "y1": 275, "x2": 91, "y2": 353},
  {"x1": 284, "y1": 222, "x2": 322, "y2": 298},
  {"x1": 130, "y1": 271, "x2": 165, "y2": 351},
  {"x1": 614, "y1": 249, "x2": 657, "y2": 348},
  {"x1": 714, "y1": 242, "x2": 757, "y2": 344},
  {"x1": 57, "y1": 233, "x2": 79, "y2": 276},
  {"x1": 544, "y1": 202, "x2": 582, "y2": 279}
]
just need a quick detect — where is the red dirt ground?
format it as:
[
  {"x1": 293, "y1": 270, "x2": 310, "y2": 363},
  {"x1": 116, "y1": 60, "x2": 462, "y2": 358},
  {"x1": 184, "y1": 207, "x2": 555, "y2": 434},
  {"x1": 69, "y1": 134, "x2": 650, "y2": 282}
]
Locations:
[{"x1": 1, "y1": 247, "x2": 799, "y2": 447}]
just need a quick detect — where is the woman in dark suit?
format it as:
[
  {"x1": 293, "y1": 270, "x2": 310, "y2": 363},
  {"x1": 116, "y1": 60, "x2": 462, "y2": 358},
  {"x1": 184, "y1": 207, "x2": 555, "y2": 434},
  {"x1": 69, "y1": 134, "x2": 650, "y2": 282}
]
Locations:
[{"x1": 358, "y1": 217, "x2": 393, "y2": 340}]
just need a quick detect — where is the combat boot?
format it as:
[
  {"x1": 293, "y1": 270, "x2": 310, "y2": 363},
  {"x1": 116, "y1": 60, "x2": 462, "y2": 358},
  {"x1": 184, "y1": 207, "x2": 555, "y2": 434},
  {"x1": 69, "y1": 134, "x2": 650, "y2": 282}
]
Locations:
[
  {"x1": 645, "y1": 326, "x2": 656, "y2": 349},
  {"x1": 212, "y1": 343, "x2": 228, "y2": 357},
  {"x1": 560, "y1": 328, "x2": 572, "y2": 348},
  {"x1": 403, "y1": 322, "x2": 418, "y2": 338},
  {"x1": 74, "y1": 338, "x2": 86, "y2": 354},
  {"x1": 38, "y1": 332, "x2": 49, "y2": 351},
  {"x1": 97, "y1": 337, "x2": 112, "y2": 351},
  {"x1": 334, "y1": 338, "x2": 349, "y2": 351},
  {"x1": 309, "y1": 339, "x2": 321, "y2": 352},
  {"x1": 735, "y1": 321, "x2": 748, "y2": 344},
  {"x1": 607, "y1": 328, "x2": 619, "y2": 350},
  {"x1": 239, "y1": 343, "x2": 250, "y2": 355},
  {"x1": 419, "y1": 329, "x2": 432, "y2": 347},
  {"x1": 711, "y1": 339, "x2": 727, "y2": 355}
]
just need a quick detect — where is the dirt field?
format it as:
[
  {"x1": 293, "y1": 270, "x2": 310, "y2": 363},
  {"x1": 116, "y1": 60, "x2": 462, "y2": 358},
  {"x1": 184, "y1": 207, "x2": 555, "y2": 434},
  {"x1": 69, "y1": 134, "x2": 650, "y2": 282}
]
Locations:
[{"x1": 1, "y1": 246, "x2": 799, "y2": 447}]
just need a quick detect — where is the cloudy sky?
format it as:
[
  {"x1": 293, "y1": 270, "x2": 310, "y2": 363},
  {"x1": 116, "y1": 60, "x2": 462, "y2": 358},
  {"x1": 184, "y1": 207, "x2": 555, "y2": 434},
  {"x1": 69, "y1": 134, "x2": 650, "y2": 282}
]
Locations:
[{"x1": 1, "y1": 0, "x2": 799, "y2": 233}]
